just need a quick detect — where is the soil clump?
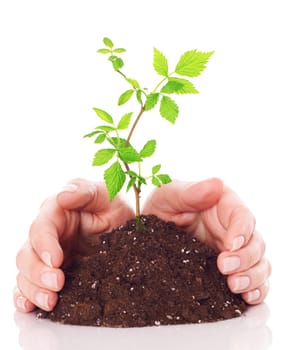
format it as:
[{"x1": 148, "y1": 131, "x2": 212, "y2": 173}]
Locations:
[{"x1": 37, "y1": 215, "x2": 247, "y2": 327}]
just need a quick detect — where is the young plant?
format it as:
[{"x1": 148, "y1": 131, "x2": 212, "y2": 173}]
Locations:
[{"x1": 84, "y1": 37, "x2": 213, "y2": 218}]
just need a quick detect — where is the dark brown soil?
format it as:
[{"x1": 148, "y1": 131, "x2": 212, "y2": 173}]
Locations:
[{"x1": 37, "y1": 215, "x2": 247, "y2": 327}]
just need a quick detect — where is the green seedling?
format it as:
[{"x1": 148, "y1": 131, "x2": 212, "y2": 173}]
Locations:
[{"x1": 84, "y1": 37, "x2": 213, "y2": 218}]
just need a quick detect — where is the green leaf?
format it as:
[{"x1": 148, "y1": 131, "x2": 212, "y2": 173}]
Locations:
[
  {"x1": 117, "y1": 112, "x2": 133, "y2": 130},
  {"x1": 93, "y1": 108, "x2": 114, "y2": 124},
  {"x1": 126, "y1": 78, "x2": 140, "y2": 89},
  {"x1": 109, "y1": 55, "x2": 124, "y2": 70},
  {"x1": 118, "y1": 90, "x2": 134, "y2": 105},
  {"x1": 152, "y1": 176, "x2": 161, "y2": 187},
  {"x1": 158, "y1": 174, "x2": 172, "y2": 184},
  {"x1": 97, "y1": 48, "x2": 111, "y2": 54},
  {"x1": 152, "y1": 164, "x2": 161, "y2": 174},
  {"x1": 160, "y1": 96, "x2": 179, "y2": 124},
  {"x1": 161, "y1": 77, "x2": 199, "y2": 94},
  {"x1": 104, "y1": 161, "x2": 126, "y2": 201},
  {"x1": 140, "y1": 140, "x2": 156, "y2": 158},
  {"x1": 93, "y1": 149, "x2": 116, "y2": 166},
  {"x1": 136, "y1": 90, "x2": 143, "y2": 105},
  {"x1": 153, "y1": 48, "x2": 168, "y2": 77},
  {"x1": 103, "y1": 37, "x2": 114, "y2": 48},
  {"x1": 96, "y1": 125, "x2": 115, "y2": 132},
  {"x1": 118, "y1": 145, "x2": 140, "y2": 163},
  {"x1": 113, "y1": 48, "x2": 126, "y2": 53},
  {"x1": 126, "y1": 177, "x2": 137, "y2": 192},
  {"x1": 83, "y1": 130, "x2": 102, "y2": 138},
  {"x1": 108, "y1": 137, "x2": 126, "y2": 149},
  {"x1": 144, "y1": 93, "x2": 160, "y2": 111},
  {"x1": 175, "y1": 50, "x2": 214, "y2": 77},
  {"x1": 94, "y1": 133, "x2": 106, "y2": 144},
  {"x1": 126, "y1": 170, "x2": 138, "y2": 178},
  {"x1": 137, "y1": 175, "x2": 147, "y2": 189}
]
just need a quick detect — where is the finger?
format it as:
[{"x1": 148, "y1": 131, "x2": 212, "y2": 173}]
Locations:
[
  {"x1": 13, "y1": 287, "x2": 35, "y2": 313},
  {"x1": 29, "y1": 216, "x2": 64, "y2": 268},
  {"x1": 218, "y1": 231, "x2": 265, "y2": 275},
  {"x1": 57, "y1": 178, "x2": 101, "y2": 211},
  {"x1": 226, "y1": 257, "x2": 271, "y2": 294},
  {"x1": 16, "y1": 242, "x2": 64, "y2": 292},
  {"x1": 224, "y1": 205, "x2": 256, "y2": 252},
  {"x1": 179, "y1": 178, "x2": 224, "y2": 211},
  {"x1": 16, "y1": 273, "x2": 58, "y2": 311},
  {"x1": 242, "y1": 280, "x2": 270, "y2": 305}
]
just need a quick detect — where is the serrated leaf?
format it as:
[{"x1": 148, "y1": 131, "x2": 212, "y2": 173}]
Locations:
[
  {"x1": 96, "y1": 125, "x2": 115, "y2": 132},
  {"x1": 175, "y1": 50, "x2": 214, "y2": 77},
  {"x1": 97, "y1": 48, "x2": 111, "y2": 54},
  {"x1": 152, "y1": 176, "x2": 161, "y2": 187},
  {"x1": 161, "y1": 77, "x2": 199, "y2": 94},
  {"x1": 152, "y1": 164, "x2": 161, "y2": 174},
  {"x1": 144, "y1": 93, "x2": 160, "y2": 111},
  {"x1": 103, "y1": 37, "x2": 114, "y2": 48},
  {"x1": 126, "y1": 177, "x2": 137, "y2": 192},
  {"x1": 153, "y1": 48, "x2": 168, "y2": 77},
  {"x1": 93, "y1": 108, "x2": 114, "y2": 124},
  {"x1": 160, "y1": 96, "x2": 179, "y2": 124},
  {"x1": 93, "y1": 149, "x2": 116, "y2": 166},
  {"x1": 118, "y1": 145, "x2": 140, "y2": 163},
  {"x1": 140, "y1": 140, "x2": 156, "y2": 158},
  {"x1": 118, "y1": 90, "x2": 134, "y2": 106},
  {"x1": 83, "y1": 130, "x2": 102, "y2": 138},
  {"x1": 104, "y1": 161, "x2": 126, "y2": 201},
  {"x1": 94, "y1": 133, "x2": 106, "y2": 144},
  {"x1": 126, "y1": 78, "x2": 140, "y2": 88},
  {"x1": 113, "y1": 48, "x2": 126, "y2": 53},
  {"x1": 117, "y1": 112, "x2": 133, "y2": 130},
  {"x1": 158, "y1": 174, "x2": 172, "y2": 184}
]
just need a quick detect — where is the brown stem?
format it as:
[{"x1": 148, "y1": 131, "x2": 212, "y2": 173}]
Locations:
[
  {"x1": 116, "y1": 69, "x2": 145, "y2": 218},
  {"x1": 126, "y1": 106, "x2": 145, "y2": 146}
]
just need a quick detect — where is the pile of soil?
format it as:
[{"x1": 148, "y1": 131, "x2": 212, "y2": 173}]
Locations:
[{"x1": 37, "y1": 215, "x2": 247, "y2": 327}]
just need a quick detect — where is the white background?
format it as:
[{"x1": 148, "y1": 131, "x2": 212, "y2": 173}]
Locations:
[{"x1": 0, "y1": 0, "x2": 280, "y2": 349}]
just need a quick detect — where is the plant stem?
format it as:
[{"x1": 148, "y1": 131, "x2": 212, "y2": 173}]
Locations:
[
  {"x1": 122, "y1": 161, "x2": 141, "y2": 217},
  {"x1": 125, "y1": 105, "x2": 146, "y2": 217},
  {"x1": 126, "y1": 106, "x2": 145, "y2": 146}
]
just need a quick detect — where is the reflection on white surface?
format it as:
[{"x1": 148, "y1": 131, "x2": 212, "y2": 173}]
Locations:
[{"x1": 15, "y1": 303, "x2": 271, "y2": 350}]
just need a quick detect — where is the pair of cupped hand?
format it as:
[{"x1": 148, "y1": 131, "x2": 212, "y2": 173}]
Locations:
[{"x1": 14, "y1": 178, "x2": 271, "y2": 312}]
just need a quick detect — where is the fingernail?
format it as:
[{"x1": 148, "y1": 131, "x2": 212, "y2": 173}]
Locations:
[
  {"x1": 35, "y1": 292, "x2": 49, "y2": 310},
  {"x1": 41, "y1": 272, "x2": 58, "y2": 290},
  {"x1": 17, "y1": 295, "x2": 27, "y2": 310},
  {"x1": 222, "y1": 256, "x2": 240, "y2": 273},
  {"x1": 247, "y1": 289, "x2": 261, "y2": 302},
  {"x1": 61, "y1": 183, "x2": 78, "y2": 193},
  {"x1": 231, "y1": 235, "x2": 245, "y2": 251},
  {"x1": 232, "y1": 276, "x2": 250, "y2": 291},
  {"x1": 41, "y1": 251, "x2": 53, "y2": 267}
]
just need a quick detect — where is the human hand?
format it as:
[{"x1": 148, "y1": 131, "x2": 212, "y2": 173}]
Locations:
[
  {"x1": 14, "y1": 178, "x2": 134, "y2": 313},
  {"x1": 142, "y1": 178, "x2": 271, "y2": 305}
]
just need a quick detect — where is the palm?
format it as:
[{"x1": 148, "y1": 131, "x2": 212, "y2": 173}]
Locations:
[
  {"x1": 54, "y1": 182, "x2": 134, "y2": 259},
  {"x1": 142, "y1": 179, "x2": 252, "y2": 252}
]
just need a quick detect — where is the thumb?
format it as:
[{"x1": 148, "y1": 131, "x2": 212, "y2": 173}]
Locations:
[
  {"x1": 178, "y1": 178, "x2": 224, "y2": 212},
  {"x1": 56, "y1": 178, "x2": 107, "y2": 211}
]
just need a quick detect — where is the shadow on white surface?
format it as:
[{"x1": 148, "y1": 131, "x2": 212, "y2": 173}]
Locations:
[{"x1": 14, "y1": 303, "x2": 271, "y2": 350}]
